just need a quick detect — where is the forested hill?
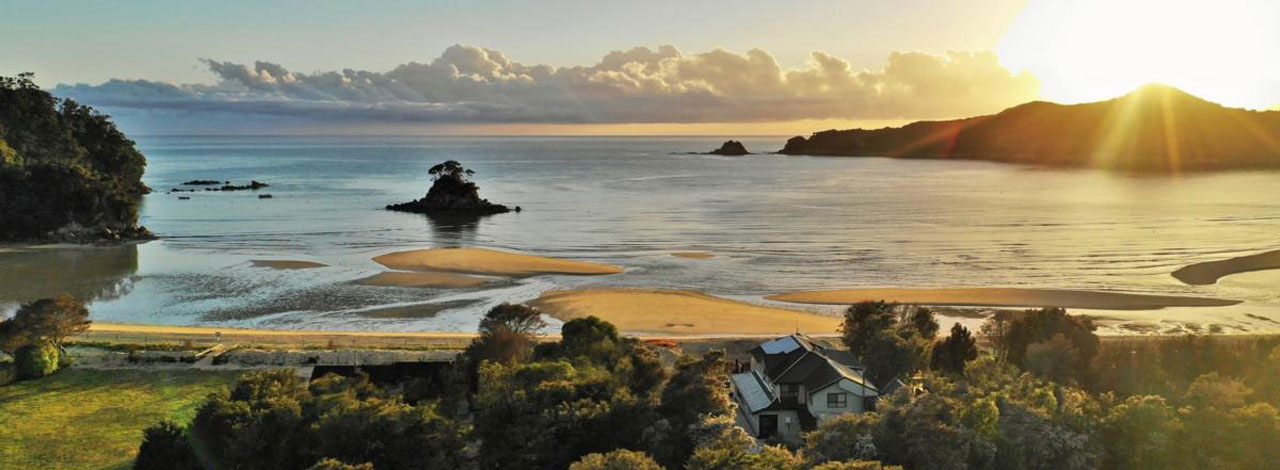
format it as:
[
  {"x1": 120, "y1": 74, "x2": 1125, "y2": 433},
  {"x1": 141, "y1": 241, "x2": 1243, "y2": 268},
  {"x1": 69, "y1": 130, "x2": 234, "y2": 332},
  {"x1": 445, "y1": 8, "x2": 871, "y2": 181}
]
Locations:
[
  {"x1": 780, "y1": 85, "x2": 1280, "y2": 172},
  {"x1": 0, "y1": 73, "x2": 150, "y2": 242}
]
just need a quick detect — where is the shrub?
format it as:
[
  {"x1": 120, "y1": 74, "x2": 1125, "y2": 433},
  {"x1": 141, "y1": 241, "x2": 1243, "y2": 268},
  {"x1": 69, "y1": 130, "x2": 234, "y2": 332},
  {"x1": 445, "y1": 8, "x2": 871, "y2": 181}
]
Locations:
[
  {"x1": 134, "y1": 420, "x2": 202, "y2": 470},
  {"x1": 569, "y1": 449, "x2": 664, "y2": 470},
  {"x1": 15, "y1": 342, "x2": 59, "y2": 379}
]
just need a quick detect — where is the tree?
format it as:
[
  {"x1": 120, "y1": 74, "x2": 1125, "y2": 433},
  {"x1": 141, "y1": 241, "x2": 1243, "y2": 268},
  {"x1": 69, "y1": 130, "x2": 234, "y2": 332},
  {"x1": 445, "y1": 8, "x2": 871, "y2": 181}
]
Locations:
[
  {"x1": 428, "y1": 160, "x2": 475, "y2": 182},
  {"x1": 569, "y1": 449, "x2": 664, "y2": 470},
  {"x1": 841, "y1": 301, "x2": 897, "y2": 358},
  {"x1": 1023, "y1": 334, "x2": 1085, "y2": 385},
  {"x1": 134, "y1": 421, "x2": 202, "y2": 470},
  {"x1": 900, "y1": 307, "x2": 939, "y2": 339},
  {"x1": 15, "y1": 342, "x2": 59, "y2": 379},
  {"x1": 863, "y1": 330, "x2": 928, "y2": 388},
  {"x1": 1098, "y1": 395, "x2": 1181, "y2": 470},
  {"x1": 981, "y1": 308, "x2": 1098, "y2": 384},
  {"x1": 930, "y1": 323, "x2": 979, "y2": 375},
  {"x1": 468, "y1": 303, "x2": 545, "y2": 367},
  {"x1": 0, "y1": 294, "x2": 91, "y2": 356},
  {"x1": 686, "y1": 445, "x2": 804, "y2": 470}
]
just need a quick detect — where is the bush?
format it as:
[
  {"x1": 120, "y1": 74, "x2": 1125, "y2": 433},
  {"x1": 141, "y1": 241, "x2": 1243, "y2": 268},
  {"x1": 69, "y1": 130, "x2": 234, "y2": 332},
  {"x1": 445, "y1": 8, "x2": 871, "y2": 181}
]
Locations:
[
  {"x1": 134, "y1": 420, "x2": 203, "y2": 470},
  {"x1": 569, "y1": 449, "x2": 664, "y2": 470},
  {"x1": 15, "y1": 342, "x2": 59, "y2": 379},
  {"x1": 306, "y1": 459, "x2": 373, "y2": 470}
]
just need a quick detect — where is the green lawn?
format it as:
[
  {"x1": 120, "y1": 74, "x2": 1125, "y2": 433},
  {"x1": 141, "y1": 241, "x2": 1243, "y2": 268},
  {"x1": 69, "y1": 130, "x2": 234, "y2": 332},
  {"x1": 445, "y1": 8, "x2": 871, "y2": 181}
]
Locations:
[{"x1": 0, "y1": 368, "x2": 242, "y2": 470}]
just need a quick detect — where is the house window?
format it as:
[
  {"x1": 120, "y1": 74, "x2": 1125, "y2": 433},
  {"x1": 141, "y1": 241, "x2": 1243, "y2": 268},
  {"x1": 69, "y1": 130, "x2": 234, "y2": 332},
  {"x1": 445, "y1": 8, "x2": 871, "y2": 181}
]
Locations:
[
  {"x1": 827, "y1": 392, "x2": 848, "y2": 408},
  {"x1": 780, "y1": 384, "x2": 799, "y2": 403}
]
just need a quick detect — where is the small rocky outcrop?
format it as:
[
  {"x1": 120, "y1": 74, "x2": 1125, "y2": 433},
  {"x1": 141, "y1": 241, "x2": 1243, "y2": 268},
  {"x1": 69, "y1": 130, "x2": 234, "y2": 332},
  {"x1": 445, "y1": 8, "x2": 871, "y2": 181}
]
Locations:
[
  {"x1": 386, "y1": 160, "x2": 518, "y2": 215},
  {"x1": 709, "y1": 140, "x2": 750, "y2": 156}
]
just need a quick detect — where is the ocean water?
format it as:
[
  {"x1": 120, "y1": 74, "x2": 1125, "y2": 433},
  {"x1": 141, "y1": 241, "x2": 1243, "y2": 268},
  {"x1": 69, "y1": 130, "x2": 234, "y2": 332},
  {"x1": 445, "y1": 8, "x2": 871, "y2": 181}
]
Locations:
[{"x1": 3, "y1": 135, "x2": 1279, "y2": 333}]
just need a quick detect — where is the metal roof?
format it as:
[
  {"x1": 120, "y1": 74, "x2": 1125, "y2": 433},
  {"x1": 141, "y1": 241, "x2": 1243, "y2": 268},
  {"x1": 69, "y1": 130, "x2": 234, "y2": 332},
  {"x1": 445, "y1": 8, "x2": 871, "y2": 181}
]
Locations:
[
  {"x1": 760, "y1": 336, "x2": 803, "y2": 354},
  {"x1": 731, "y1": 371, "x2": 775, "y2": 413}
]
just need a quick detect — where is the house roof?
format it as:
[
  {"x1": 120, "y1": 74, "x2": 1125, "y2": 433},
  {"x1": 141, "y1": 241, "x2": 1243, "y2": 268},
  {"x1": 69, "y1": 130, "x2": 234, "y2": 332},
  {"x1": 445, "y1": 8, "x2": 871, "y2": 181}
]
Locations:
[
  {"x1": 752, "y1": 334, "x2": 877, "y2": 395},
  {"x1": 731, "y1": 371, "x2": 775, "y2": 413}
]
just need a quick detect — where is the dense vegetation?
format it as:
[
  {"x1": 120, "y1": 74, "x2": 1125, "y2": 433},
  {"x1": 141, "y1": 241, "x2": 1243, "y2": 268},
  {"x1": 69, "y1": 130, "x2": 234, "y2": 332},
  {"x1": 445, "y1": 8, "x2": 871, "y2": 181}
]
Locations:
[
  {"x1": 780, "y1": 85, "x2": 1280, "y2": 172},
  {"x1": 126, "y1": 302, "x2": 1280, "y2": 470},
  {"x1": 0, "y1": 294, "x2": 91, "y2": 382},
  {"x1": 0, "y1": 73, "x2": 150, "y2": 241}
]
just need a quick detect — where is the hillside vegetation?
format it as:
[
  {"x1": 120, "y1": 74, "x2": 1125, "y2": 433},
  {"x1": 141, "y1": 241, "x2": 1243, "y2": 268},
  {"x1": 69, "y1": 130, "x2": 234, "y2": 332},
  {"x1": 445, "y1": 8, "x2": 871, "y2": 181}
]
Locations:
[
  {"x1": 0, "y1": 73, "x2": 150, "y2": 242},
  {"x1": 781, "y1": 85, "x2": 1280, "y2": 172}
]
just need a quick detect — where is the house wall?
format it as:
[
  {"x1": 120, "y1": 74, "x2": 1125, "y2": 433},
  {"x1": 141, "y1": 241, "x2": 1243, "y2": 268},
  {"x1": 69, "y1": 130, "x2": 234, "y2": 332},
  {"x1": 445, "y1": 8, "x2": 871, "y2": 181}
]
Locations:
[
  {"x1": 758, "y1": 410, "x2": 803, "y2": 442},
  {"x1": 806, "y1": 379, "x2": 875, "y2": 421}
]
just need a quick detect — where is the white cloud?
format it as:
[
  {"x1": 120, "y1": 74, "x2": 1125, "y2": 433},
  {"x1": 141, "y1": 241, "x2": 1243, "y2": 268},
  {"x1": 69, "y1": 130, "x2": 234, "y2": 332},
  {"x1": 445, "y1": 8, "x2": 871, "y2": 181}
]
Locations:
[{"x1": 54, "y1": 44, "x2": 1039, "y2": 128}]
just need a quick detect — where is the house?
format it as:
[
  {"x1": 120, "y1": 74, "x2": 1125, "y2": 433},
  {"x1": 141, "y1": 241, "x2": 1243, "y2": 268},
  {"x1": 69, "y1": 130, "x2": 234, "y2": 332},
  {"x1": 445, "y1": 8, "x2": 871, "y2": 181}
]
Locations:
[{"x1": 730, "y1": 334, "x2": 879, "y2": 443}]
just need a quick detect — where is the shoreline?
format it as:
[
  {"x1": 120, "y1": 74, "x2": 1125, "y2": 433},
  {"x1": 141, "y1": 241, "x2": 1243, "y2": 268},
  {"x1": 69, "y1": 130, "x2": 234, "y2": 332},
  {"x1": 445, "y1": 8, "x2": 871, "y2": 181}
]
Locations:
[{"x1": 768, "y1": 287, "x2": 1240, "y2": 311}]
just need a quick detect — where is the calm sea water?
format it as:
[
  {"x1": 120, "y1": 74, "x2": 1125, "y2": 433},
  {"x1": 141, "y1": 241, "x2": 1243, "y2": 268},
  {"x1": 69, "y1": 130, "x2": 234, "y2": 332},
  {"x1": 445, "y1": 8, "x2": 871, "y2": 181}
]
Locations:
[{"x1": 3, "y1": 136, "x2": 1279, "y2": 333}]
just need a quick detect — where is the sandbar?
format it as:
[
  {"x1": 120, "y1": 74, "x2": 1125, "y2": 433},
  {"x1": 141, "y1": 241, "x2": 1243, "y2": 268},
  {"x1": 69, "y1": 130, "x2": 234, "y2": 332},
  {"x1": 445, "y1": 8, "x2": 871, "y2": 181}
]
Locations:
[
  {"x1": 1172, "y1": 249, "x2": 1280, "y2": 285},
  {"x1": 373, "y1": 247, "x2": 623, "y2": 277},
  {"x1": 354, "y1": 271, "x2": 495, "y2": 288},
  {"x1": 767, "y1": 287, "x2": 1239, "y2": 311},
  {"x1": 672, "y1": 252, "x2": 715, "y2": 259},
  {"x1": 251, "y1": 259, "x2": 327, "y2": 270},
  {"x1": 531, "y1": 288, "x2": 841, "y2": 335}
]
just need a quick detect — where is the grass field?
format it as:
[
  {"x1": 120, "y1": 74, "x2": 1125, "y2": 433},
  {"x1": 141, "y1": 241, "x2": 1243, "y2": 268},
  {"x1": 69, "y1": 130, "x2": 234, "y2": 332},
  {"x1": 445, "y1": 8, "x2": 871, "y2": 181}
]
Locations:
[{"x1": 0, "y1": 368, "x2": 242, "y2": 470}]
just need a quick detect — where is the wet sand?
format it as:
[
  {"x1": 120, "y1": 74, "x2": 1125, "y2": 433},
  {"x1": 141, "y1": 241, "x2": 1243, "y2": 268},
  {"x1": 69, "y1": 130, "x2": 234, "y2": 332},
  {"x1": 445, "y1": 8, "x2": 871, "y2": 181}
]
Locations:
[
  {"x1": 354, "y1": 271, "x2": 496, "y2": 288},
  {"x1": 250, "y1": 259, "x2": 327, "y2": 270},
  {"x1": 373, "y1": 247, "x2": 623, "y2": 277},
  {"x1": 768, "y1": 287, "x2": 1240, "y2": 310},
  {"x1": 1172, "y1": 249, "x2": 1280, "y2": 285},
  {"x1": 671, "y1": 252, "x2": 715, "y2": 259},
  {"x1": 532, "y1": 288, "x2": 841, "y2": 335}
]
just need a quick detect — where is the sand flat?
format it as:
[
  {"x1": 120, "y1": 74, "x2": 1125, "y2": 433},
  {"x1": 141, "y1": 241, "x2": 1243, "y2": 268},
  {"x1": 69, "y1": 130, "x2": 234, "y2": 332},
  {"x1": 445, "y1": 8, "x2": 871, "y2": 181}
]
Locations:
[
  {"x1": 373, "y1": 247, "x2": 623, "y2": 277},
  {"x1": 768, "y1": 288, "x2": 1239, "y2": 310},
  {"x1": 531, "y1": 288, "x2": 841, "y2": 335},
  {"x1": 354, "y1": 271, "x2": 495, "y2": 288},
  {"x1": 672, "y1": 252, "x2": 715, "y2": 259},
  {"x1": 1172, "y1": 249, "x2": 1280, "y2": 285},
  {"x1": 251, "y1": 259, "x2": 327, "y2": 270}
]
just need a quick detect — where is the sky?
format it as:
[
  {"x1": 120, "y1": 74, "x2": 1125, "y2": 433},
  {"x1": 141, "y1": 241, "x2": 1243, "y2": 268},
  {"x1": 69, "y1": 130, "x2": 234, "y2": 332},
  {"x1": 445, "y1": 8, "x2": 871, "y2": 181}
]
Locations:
[{"x1": 2, "y1": 0, "x2": 1277, "y2": 135}]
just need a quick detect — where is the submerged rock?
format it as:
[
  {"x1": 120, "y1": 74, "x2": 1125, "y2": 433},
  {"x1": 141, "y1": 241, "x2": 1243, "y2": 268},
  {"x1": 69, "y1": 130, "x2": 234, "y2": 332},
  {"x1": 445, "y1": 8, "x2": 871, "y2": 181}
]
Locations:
[
  {"x1": 386, "y1": 160, "x2": 517, "y2": 215},
  {"x1": 709, "y1": 140, "x2": 750, "y2": 156}
]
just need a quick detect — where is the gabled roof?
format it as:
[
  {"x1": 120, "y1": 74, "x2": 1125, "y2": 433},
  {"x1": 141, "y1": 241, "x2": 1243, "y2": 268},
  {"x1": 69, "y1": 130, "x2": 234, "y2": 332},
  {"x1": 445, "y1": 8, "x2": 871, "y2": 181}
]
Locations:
[
  {"x1": 752, "y1": 334, "x2": 877, "y2": 395},
  {"x1": 731, "y1": 371, "x2": 775, "y2": 413}
]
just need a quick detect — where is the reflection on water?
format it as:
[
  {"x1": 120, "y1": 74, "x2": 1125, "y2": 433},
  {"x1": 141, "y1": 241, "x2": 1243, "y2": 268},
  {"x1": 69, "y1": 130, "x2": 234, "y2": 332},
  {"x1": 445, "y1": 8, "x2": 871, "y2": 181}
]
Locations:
[
  {"x1": 0, "y1": 244, "x2": 139, "y2": 314},
  {"x1": 3, "y1": 135, "x2": 1280, "y2": 333},
  {"x1": 422, "y1": 212, "x2": 484, "y2": 245}
]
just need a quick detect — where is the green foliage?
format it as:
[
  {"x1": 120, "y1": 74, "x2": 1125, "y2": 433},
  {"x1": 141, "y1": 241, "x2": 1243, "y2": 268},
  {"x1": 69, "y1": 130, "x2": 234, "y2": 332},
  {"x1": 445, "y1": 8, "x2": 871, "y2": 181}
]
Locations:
[
  {"x1": 0, "y1": 294, "x2": 91, "y2": 356},
  {"x1": 569, "y1": 449, "x2": 664, "y2": 470},
  {"x1": 804, "y1": 413, "x2": 879, "y2": 464},
  {"x1": 810, "y1": 462, "x2": 903, "y2": 470},
  {"x1": 841, "y1": 302, "x2": 935, "y2": 388},
  {"x1": 0, "y1": 73, "x2": 148, "y2": 241},
  {"x1": 134, "y1": 420, "x2": 202, "y2": 470},
  {"x1": 981, "y1": 308, "x2": 1098, "y2": 384},
  {"x1": 686, "y1": 444, "x2": 804, "y2": 470},
  {"x1": 1098, "y1": 395, "x2": 1181, "y2": 470},
  {"x1": 930, "y1": 323, "x2": 978, "y2": 375},
  {"x1": 189, "y1": 370, "x2": 467, "y2": 470},
  {"x1": 306, "y1": 459, "x2": 373, "y2": 470},
  {"x1": 15, "y1": 342, "x2": 59, "y2": 379}
]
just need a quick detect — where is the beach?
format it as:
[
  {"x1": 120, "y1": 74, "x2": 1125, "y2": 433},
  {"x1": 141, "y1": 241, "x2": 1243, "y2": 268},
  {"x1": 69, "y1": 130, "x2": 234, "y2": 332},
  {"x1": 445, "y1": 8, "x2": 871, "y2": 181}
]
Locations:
[
  {"x1": 373, "y1": 247, "x2": 624, "y2": 277},
  {"x1": 768, "y1": 287, "x2": 1240, "y2": 310},
  {"x1": 532, "y1": 288, "x2": 842, "y2": 336}
]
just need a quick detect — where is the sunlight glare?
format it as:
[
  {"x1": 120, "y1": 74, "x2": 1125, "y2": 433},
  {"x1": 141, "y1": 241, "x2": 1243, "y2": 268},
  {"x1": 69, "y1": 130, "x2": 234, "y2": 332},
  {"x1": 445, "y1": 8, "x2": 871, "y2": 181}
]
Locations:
[{"x1": 998, "y1": 0, "x2": 1280, "y2": 109}]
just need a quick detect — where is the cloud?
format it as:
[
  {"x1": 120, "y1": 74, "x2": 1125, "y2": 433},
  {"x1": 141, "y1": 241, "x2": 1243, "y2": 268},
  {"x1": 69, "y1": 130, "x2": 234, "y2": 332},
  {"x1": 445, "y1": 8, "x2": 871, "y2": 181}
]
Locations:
[{"x1": 53, "y1": 45, "x2": 1038, "y2": 128}]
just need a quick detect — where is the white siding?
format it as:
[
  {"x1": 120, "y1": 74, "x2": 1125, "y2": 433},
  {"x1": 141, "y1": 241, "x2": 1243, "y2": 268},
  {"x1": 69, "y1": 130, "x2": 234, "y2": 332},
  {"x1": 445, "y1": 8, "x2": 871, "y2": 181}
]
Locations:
[{"x1": 806, "y1": 379, "x2": 876, "y2": 421}]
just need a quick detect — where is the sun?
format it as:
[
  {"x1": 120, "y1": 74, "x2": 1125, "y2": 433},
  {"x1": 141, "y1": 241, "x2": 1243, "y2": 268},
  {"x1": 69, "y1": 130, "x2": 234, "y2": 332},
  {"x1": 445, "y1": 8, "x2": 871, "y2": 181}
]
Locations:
[{"x1": 997, "y1": 0, "x2": 1280, "y2": 109}]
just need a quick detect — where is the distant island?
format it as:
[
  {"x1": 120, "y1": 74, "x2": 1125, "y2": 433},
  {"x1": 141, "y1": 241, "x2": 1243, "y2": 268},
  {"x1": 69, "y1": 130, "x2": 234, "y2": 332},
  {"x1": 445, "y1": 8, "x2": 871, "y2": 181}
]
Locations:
[
  {"x1": 0, "y1": 73, "x2": 151, "y2": 242},
  {"x1": 780, "y1": 85, "x2": 1280, "y2": 172},
  {"x1": 386, "y1": 160, "x2": 517, "y2": 215},
  {"x1": 709, "y1": 140, "x2": 750, "y2": 156}
]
